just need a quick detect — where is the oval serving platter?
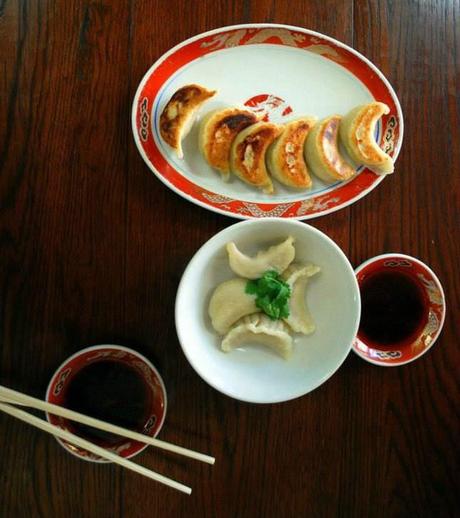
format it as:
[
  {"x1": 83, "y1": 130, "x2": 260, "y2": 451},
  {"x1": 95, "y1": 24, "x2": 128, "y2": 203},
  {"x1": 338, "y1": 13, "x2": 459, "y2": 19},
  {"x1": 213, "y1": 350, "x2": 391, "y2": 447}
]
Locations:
[{"x1": 132, "y1": 24, "x2": 403, "y2": 220}]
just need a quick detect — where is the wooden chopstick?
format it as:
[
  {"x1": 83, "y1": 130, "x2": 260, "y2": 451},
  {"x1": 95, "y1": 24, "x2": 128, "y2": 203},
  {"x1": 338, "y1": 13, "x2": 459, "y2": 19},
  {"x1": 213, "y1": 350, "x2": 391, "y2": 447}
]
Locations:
[
  {"x1": 0, "y1": 401, "x2": 192, "y2": 494},
  {"x1": 0, "y1": 395, "x2": 27, "y2": 406},
  {"x1": 0, "y1": 385, "x2": 215, "y2": 465}
]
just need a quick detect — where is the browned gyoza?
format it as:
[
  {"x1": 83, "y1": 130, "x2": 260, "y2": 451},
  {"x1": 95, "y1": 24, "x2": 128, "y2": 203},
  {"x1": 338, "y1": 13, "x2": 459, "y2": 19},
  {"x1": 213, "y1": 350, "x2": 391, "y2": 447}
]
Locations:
[
  {"x1": 339, "y1": 102, "x2": 394, "y2": 174},
  {"x1": 266, "y1": 117, "x2": 317, "y2": 189},
  {"x1": 305, "y1": 115, "x2": 356, "y2": 182},
  {"x1": 199, "y1": 108, "x2": 258, "y2": 180},
  {"x1": 160, "y1": 84, "x2": 216, "y2": 158},
  {"x1": 230, "y1": 122, "x2": 282, "y2": 193}
]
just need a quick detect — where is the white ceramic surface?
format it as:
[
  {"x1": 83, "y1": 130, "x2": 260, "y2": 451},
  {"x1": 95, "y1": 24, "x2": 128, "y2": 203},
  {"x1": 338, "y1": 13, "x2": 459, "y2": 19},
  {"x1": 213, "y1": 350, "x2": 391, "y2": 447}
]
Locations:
[
  {"x1": 175, "y1": 219, "x2": 361, "y2": 403},
  {"x1": 153, "y1": 45, "x2": 374, "y2": 202}
]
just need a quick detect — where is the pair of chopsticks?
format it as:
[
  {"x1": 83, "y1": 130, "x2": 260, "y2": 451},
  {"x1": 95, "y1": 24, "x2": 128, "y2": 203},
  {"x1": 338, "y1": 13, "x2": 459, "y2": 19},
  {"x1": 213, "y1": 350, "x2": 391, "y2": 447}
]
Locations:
[{"x1": 0, "y1": 385, "x2": 215, "y2": 494}]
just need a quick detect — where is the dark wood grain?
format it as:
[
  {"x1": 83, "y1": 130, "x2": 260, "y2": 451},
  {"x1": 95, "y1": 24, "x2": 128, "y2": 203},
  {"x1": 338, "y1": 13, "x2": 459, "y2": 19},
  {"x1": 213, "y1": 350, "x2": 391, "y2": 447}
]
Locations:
[
  {"x1": 0, "y1": 1, "x2": 459, "y2": 517},
  {"x1": 349, "y1": 2, "x2": 460, "y2": 516}
]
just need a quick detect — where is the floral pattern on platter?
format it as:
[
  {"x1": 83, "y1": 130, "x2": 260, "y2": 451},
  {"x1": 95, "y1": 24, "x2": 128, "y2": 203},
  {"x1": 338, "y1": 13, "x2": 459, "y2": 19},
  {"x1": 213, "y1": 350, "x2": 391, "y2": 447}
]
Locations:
[
  {"x1": 296, "y1": 197, "x2": 341, "y2": 216},
  {"x1": 200, "y1": 28, "x2": 348, "y2": 66},
  {"x1": 382, "y1": 116, "x2": 397, "y2": 156},
  {"x1": 200, "y1": 28, "x2": 307, "y2": 50},
  {"x1": 306, "y1": 43, "x2": 347, "y2": 64},
  {"x1": 237, "y1": 203, "x2": 293, "y2": 218},
  {"x1": 201, "y1": 192, "x2": 232, "y2": 204},
  {"x1": 244, "y1": 94, "x2": 293, "y2": 122},
  {"x1": 139, "y1": 97, "x2": 150, "y2": 142},
  {"x1": 200, "y1": 192, "x2": 233, "y2": 211},
  {"x1": 200, "y1": 192, "x2": 342, "y2": 218}
]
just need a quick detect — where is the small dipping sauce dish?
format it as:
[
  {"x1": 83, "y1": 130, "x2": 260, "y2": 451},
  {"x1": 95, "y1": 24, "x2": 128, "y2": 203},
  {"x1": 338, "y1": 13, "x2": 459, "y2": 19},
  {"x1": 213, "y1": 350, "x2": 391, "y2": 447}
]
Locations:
[
  {"x1": 353, "y1": 254, "x2": 446, "y2": 366},
  {"x1": 46, "y1": 344, "x2": 167, "y2": 462}
]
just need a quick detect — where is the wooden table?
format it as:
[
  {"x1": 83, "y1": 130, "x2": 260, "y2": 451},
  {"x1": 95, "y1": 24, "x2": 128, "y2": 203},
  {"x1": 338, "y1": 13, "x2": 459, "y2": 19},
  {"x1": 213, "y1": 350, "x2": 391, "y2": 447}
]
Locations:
[{"x1": 1, "y1": 1, "x2": 459, "y2": 516}]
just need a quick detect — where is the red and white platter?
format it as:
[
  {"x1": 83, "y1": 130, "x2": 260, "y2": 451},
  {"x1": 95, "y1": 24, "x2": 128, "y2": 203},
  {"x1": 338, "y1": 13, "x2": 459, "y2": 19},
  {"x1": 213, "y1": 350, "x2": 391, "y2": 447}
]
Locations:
[{"x1": 132, "y1": 24, "x2": 403, "y2": 219}]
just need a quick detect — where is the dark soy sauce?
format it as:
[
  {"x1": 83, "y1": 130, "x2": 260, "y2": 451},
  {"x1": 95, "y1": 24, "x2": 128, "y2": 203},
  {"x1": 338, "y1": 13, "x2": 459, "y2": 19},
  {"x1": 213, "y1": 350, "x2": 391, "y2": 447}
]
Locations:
[
  {"x1": 64, "y1": 360, "x2": 149, "y2": 445},
  {"x1": 359, "y1": 270, "x2": 427, "y2": 347}
]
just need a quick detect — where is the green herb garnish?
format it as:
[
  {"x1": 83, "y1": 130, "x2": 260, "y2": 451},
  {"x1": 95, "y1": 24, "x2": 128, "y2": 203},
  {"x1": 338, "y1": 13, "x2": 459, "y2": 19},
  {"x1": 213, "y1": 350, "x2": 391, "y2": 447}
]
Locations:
[{"x1": 245, "y1": 270, "x2": 291, "y2": 320}]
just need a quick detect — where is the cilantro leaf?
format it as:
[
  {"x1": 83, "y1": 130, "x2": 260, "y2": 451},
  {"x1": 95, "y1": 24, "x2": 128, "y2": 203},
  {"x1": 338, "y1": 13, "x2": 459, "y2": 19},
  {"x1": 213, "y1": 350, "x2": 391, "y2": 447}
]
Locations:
[
  {"x1": 245, "y1": 280, "x2": 258, "y2": 294},
  {"x1": 245, "y1": 270, "x2": 291, "y2": 320}
]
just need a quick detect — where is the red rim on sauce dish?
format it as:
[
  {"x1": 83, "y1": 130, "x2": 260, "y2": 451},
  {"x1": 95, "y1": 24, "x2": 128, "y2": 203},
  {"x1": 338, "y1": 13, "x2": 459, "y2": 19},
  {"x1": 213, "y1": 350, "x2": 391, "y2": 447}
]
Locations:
[
  {"x1": 46, "y1": 345, "x2": 167, "y2": 462},
  {"x1": 353, "y1": 254, "x2": 446, "y2": 366}
]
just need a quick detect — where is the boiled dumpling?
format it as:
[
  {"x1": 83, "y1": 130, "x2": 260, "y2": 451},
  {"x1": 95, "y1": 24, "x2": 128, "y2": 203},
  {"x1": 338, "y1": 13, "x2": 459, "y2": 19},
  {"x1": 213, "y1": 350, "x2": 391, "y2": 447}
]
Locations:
[
  {"x1": 305, "y1": 115, "x2": 356, "y2": 182},
  {"x1": 339, "y1": 102, "x2": 394, "y2": 174},
  {"x1": 281, "y1": 263, "x2": 320, "y2": 334},
  {"x1": 160, "y1": 84, "x2": 216, "y2": 158},
  {"x1": 266, "y1": 117, "x2": 317, "y2": 189},
  {"x1": 226, "y1": 236, "x2": 295, "y2": 280},
  {"x1": 208, "y1": 278, "x2": 259, "y2": 335},
  {"x1": 199, "y1": 108, "x2": 258, "y2": 181},
  {"x1": 230, "y1": 121, "x2": 282, "y2": 193},
  {"x1": 221, "y1": 314, "x2": 293, "y2": 359}
]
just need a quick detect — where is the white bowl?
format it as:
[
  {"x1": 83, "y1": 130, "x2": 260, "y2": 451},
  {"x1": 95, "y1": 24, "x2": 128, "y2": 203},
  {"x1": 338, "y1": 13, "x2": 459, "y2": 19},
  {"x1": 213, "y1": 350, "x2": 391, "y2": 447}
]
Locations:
[{"x1": 175, "y1": 218, "x2": 360, "y2": 403}]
